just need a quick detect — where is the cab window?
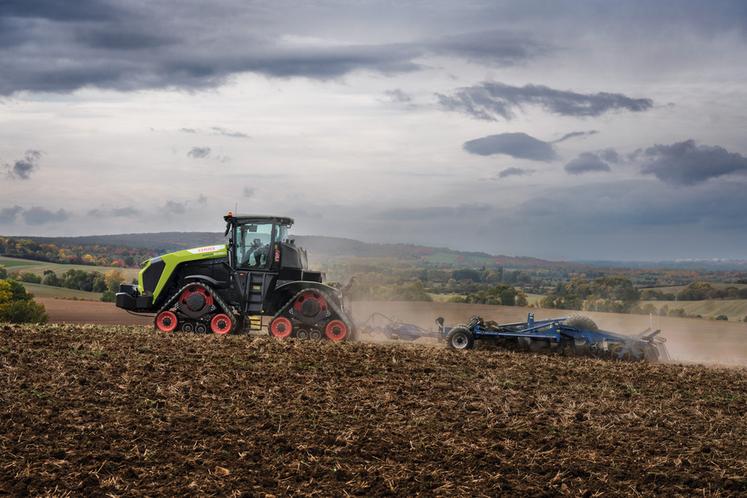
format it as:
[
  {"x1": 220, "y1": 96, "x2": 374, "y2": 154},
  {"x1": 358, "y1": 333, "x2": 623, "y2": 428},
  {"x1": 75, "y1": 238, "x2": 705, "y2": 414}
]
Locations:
[{"x1": 236, "y1": 223, "x2": 274, "y2": 268}]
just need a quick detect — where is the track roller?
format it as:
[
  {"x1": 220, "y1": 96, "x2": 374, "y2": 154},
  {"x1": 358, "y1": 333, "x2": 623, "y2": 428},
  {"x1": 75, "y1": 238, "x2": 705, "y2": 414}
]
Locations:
[
  {"x1": 210, "y1": 314, "x2": 232, "y2": 335},
  {"x1": 156, "y1": 311, "x2": 178, "y2": 333},
  {"x1": 269, "y1": 316, "x2": 293, "y2": 339},
  {"x1": 324, "y1": 320, "x2": 349, "y2": 342}
]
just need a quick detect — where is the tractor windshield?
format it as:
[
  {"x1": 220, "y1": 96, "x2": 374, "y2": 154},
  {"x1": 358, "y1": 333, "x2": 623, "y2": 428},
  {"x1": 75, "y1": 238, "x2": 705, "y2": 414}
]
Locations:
[{"x1": 236, "y1": 222, "x2": 275, "y2": 268}]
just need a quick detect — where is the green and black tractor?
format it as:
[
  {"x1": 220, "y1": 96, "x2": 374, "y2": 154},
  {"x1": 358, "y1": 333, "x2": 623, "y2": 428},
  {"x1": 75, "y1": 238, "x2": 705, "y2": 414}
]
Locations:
[{"x1": 115, "y1": 213, "x2": 354, "y2": 341}]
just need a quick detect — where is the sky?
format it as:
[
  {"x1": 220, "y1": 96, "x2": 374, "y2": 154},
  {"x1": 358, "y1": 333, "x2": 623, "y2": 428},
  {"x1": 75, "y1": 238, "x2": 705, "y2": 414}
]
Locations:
[{"x1": 1, "y1": 0, "x2": 747, "y2": 260}]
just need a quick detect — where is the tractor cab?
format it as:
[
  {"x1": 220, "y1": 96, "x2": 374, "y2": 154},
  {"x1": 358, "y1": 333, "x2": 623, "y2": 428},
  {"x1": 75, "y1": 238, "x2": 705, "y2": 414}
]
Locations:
[
  {"x1": 224, "y1": 213, "x2": 314, "y2": 278},
  {"x1": 224, "y1": 214, "x2": 292, "y2": 270}
]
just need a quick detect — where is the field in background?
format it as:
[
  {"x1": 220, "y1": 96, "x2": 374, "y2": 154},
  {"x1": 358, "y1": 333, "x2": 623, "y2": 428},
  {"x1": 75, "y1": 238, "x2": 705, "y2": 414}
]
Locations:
[
  {"x1": 21, "y1": 282, "x2": 103, "y2": 301},
  {"x1": 524, "y1": 293, "x2": 544, "y2": 305},
  {"x1": 0, "y1": 256, "x2": 139, "y2": 280},
  {"x1": 642, "y1": 299, "x2": 747, "y2": 321},
  {"x1": 0, "y1": 255, "x2": 139, "y2": 301},
  {"x1": 641, "y1": 282, "x2": 747, "y2": 293}
]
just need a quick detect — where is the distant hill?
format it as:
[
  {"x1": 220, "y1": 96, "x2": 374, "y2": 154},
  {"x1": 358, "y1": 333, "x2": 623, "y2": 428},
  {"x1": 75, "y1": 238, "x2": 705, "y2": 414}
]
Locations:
[
  {"x1": 22, "y1": 232, "x2": 562, "y2": 269},
  {"x1": 7, "y1": 232, "x2": 747, "y2": 272}
]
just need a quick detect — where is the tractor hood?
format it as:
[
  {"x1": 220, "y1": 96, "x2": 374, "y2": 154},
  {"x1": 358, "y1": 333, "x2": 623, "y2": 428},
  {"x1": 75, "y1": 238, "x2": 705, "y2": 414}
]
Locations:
[{"x1": 138, "y1": 244, "x2": 228, "y2": 298}]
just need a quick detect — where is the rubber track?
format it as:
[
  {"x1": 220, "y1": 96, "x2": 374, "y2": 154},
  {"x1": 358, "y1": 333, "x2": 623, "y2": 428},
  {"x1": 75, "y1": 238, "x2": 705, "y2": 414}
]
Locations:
[
  {"x1": 269, "y1": 288, "x2": 356, "y2": 341},
  {"x1": 155, "y1": 282, "x2": 237, "y2": 333}
]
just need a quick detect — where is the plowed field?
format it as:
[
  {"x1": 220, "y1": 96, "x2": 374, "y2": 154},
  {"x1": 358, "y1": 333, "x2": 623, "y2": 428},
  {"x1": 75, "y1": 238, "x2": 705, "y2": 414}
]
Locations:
[{"x1": 1, "y1": 323, "x2": 746, "y2": 496}]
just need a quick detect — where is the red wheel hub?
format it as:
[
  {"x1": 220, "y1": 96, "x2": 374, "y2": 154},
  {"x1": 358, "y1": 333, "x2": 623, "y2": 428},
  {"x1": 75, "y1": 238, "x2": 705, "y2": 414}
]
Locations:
[
  {"x1": 210, "y1": 314, "x2": 232, "y2": 335},
  {"x1": 270, "y1": 317, "x2": 293, "y2": 339},
  {"x1": 179, "y1": 285, "x2": 214, "y2": 311},
  {"x1": 155, "y1": 311, "x2": 178, "y2": 333},
  {"x1": 293, "y1": 291, "x2": 327, "y2": 318},
  {"x1": 324, "y1": 320, "x2": 348, "y2": 342}
]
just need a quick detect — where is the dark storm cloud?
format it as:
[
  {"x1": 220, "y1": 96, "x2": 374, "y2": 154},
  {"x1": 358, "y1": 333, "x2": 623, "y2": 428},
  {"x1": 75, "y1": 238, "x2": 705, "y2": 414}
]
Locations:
[
  {"x1": 0, "y1": 0, "x2": 120, "y2": 22},
  {"x1": 564, "y1": 152, "x2": 612, "y2": 175},
  {"x1": 22, "y1": 206, "x2": 70, "y2": 225},
  {"x1": 0, "y1": 9, "x2": 420, "y2": 94},
  {"x1": 88, "y1": 206, "x2": 140, "y2": 217},
  {"x1": 438, "y1": 82, "x2": 653, "y2": 121},
  {"x1": 498, "y1": 167, "x2": 533, "y2": 178},
  {"x1": 640, "y1": 140, "x2": 747, "y2": 186},
  {"x1": 0, "y1": 206, "x2": 23, "y2": 224},
  {"x1": 75, "y1": 25, "x2": 176, "y2": 50},
  {"x1": 0, "y1": 1, "x2": 553, "y2": 95},
  {"x1": 6, "y1": 150, "x2": 42, "y2": 179},
  {"x1": 463, "y1": 133, "x2": 558, "y2": 162},
  {"x1": 187, "y1": 147, "x2": 211, "y2": 159}
]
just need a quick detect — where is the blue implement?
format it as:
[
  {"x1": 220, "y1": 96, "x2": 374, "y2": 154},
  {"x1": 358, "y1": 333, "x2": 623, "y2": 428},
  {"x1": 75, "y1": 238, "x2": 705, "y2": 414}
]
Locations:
[{"x1": 440, "y1": 313, "x2": 669, "y2": 362}]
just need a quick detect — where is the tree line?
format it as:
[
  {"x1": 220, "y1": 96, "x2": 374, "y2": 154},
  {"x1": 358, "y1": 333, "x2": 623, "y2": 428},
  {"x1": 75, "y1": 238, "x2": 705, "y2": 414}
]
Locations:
[{"x1": 0, "y1": 237, "x2": 152, "y2": 268}]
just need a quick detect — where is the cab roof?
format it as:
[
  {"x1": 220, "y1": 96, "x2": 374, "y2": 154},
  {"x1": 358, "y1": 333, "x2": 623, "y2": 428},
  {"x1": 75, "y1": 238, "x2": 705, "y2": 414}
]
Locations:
[{"x1": 223, "y1": 213, "x2": 294, "y2": 226}]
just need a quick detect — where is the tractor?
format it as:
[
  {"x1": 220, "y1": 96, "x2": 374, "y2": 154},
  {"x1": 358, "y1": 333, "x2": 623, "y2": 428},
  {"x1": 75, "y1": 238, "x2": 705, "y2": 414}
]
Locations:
[{"x1": 115, "y1": 213, "x2": 355, "y2": 341}]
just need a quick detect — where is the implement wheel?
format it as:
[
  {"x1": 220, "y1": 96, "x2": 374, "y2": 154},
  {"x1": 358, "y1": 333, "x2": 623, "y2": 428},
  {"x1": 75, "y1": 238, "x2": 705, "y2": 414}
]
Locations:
[{"x1": 446, "y1": 327, "x2": 474, "y2": 350}]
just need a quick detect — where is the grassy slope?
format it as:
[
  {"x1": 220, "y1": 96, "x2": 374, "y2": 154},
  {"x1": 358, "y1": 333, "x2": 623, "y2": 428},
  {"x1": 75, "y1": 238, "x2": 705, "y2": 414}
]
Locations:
[
  {"x1": 641, "y1": 282, "x2": 747, "y2": 293},
  {"x1": 0, "y1": 255, "x2": 138, "y2": 280},
  {"x1": 524, "y1": 293, "x2": 545, "y2": 306},
  {"x1": 20, "y1": 282, "x2": 103, "y2": 301},
  {"x1": 642, "y1": 299, "x2": 747, "y2": 320}
]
